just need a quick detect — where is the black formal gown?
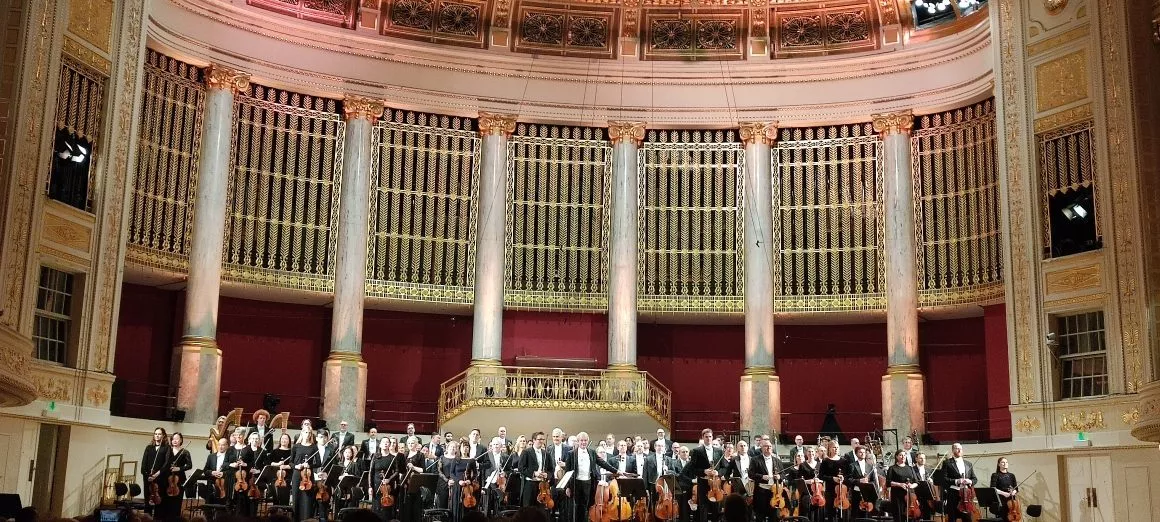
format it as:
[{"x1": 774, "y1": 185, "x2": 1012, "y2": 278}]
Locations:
[
  {"x1": 990, "y1": 472, "x2": 1017, "y2": 519},
  {"x1": 885, "y1": 464, "x2": 918, "y2": 522}
]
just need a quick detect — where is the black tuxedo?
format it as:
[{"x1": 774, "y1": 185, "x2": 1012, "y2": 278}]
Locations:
[
  {"x1": 845, "y1": 458, "x2": 877, "y2": 517},
  {"x1": 939, "y1": 457, "x2": 979, "y2": 522},
  {"x1": 333, "y1": 431, "x2": 356, "y2": 450},
  {"x1": 681, "y1": 445, "x2": 721, "y2": 522},
  {"x1": 466, "y1": 442, "x2": 487, "y2": 460},
  {"x1": 247, "y1": 425, "x2": 274, "y2": 450},
  {"x1": 565, "y1": 446, "x2": 621, "y2": 518},
  {"x1": 607, "y1": 454, "x2": 638, "y2": 476},
  {"x1": 748, "y1": 453, "x2": 784, "y2": 522},
  {"x1": 788, "y1": 446, "x2": 807, "y2": 462},
  {"x1": 360, "y1": 438, "x2": 382, "y2": 461},
  {"x1": 643, "y1": 452, "x2": 675, "y2": 486},
  {"x1": 547, "y1": 443, "x2": 572, "y2": 469},
  {"x1": 427, "y1": 442, "x2": 444, "y2": 458},
  {"x1": 653, "y1": 438, "x2": 674, "y2": 457},
  {"x1": 518, "y1": 446, "x2": 552, "y2": 507}
]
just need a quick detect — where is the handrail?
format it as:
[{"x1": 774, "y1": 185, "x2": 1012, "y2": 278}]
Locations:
[{"x1": 438, "y1": 365, "x2": 671, "y2": 429}]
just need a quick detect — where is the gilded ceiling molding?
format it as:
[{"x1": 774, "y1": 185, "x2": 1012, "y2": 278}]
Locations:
[
  {"x1": 342, "y1": 96, "x2": 385, "y2": 122},
  {"x1": 607, "y1": 121, "x2": 647, "y2": 146},
  {"x1": 871, "y1": 110, "x2": 914, "y2": 136},
  {"x1": 204, "y1": 64, "x2": 251, "y2": 93},
  {"x1": 477, "y1": 111, "x2": 518, "y2": 137},
  {"x1": 738, "y1": 121, "x2": 778, "y2": 145}
]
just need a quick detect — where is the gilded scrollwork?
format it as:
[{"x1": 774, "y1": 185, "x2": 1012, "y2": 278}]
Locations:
[
  {"x1": 1059, "y1": 410, "x2": 1106, "y2": 432},
  {"x1": 204, "y1": 64, "x2": 251, "y2": 93},
  {"x1": 738, "y1": 122, "x2": 778, "y2": 146},
  {"x1": 607, "y1": 121, "x2": 646, "y2": 146},
  {"x1": 1014, "y1": 416, "x2": 1042, "y2": 434},
  {"x1": 871, "y1": 110, "x2": 914, "y2": 136},
  {"x1": 478, "y1": 111, "x2": 518, "y2": 137},
  {"x1": 342, "y1": 96, "x2": 385, "y2": 121}
]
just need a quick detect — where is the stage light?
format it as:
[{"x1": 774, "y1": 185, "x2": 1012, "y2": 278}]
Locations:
[{"x1": 1061, "y1": 195, "x2": 1091, "y2": 221}]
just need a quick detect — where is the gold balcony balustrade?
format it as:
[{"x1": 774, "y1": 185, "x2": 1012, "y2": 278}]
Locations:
[{"x1": 438, "y1": 366, "x2": 672, "y2": 428}]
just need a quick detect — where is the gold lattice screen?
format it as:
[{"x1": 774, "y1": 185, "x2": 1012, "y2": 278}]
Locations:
[
  {"x1": 127, "y1": 51, "x2": 204, "y2": 270},
  {"x1": 222, "y1": 85, "x2": 344, "y2": 292},
  {"x1": 54, "y1": 57, "x2": 106, "y2": 144},
  {"x1": 638, "y1": 130, "x2": 744, "y2": 313},
  {"x1": 912, "y1": 99, "x2": 1003, "y2": 305},
  {"x1": 775, "y1": 124, "x2": 884, "y2": 311},
  {"x1": 366, "y1": 109, "x2": 479, "y2": 304},
  {"x1": 506, "y1": 124, "x2": 611, "y2": 311}
]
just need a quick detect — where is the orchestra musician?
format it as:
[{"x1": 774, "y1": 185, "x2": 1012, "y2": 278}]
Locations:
[
  {"x1": 442, "y1": 439, "x2": 479, "y2": 522},
  {"x1": 401, "y1": 436, "x2": 427, "y2": 522},
  {"x1": 371, "y1": 438, "x2": 402, "y2": 521},
  {"x1": 333, "y1": 421, "x2": 356, "y2": 452},
  {"x1": 548, "y1": 428, "x2": 571, "y2": 514},
  {"x1": 990, "y1": 457, "x2": 1018, "y2": 520},
  {"x1": 913, "y1": 453, "x2": 936, "y2": 520},
  {"x1": 727, "y1": 440, "x2": 752, "y2": 500},
  {"x1": 204, "y1": 437, "x2": 234, "y2": 506},
  {"x1": 788, "y1": 436, "x2": 806, "y2": 462},
  {"x1": 748, "y1": 439, "x2": 784, "y2": 522},
  {"x1": 565, "y1": 432, "x2": 621, "y2": 522},
  {"x1": 466, "y1": 429, "x2": 487, "y2": 459},
  {"x1": 247, "y1": 409, "x2": 274, "y2": 451},
  {"x1": 654, "y1": 429, "x2": 674, "y2": 458},
  {"x1": 885, "y1": 449, "x2": 919, "y2": 522},
  {"x1": 314, "y1": 430, "x2": 338, "y2": 522},
  {"x1": 817, "y1": 439, "x2": 845, "y2": 521},
  {"x1": 336, "y1": 445, "x2": 363, "y2": 511},
  {"x1": 228, "y1": 430, "x2": 253, "y2": 516},
  {"x1": 846, "y1": 445, "x2": 876, "y2": 519},
  {"x1": 360, "y1": 428, "x2": 381, "y2": 463},
  {"x1": 268, "y1": 433, "x2": 295, "y2": 505},
  {"x1": 158, "y1": 432, "x2": 190, "y2": 522},
  {"x1": 518, "y1": 432, "x2": 552, "y2": 508},
  {"x1": 435, "y1": 440, "x2": 460, "y2": 509},
  {"x1": 645, "y1": 439, "x2": 676, "y2": 508},
  {"x1": 939, "y1": 443, "x2": 978, "y2": 522},
  {"x1": 681, "y1": 428, "x2": 722, "y2": 522},
  {"x1": 141, "y1": 427, "x2": 169, "y2": 516},
  {"x1": 901, "y1": 437, "x2": 918, "y2": 467},
  {"x1": 291, "y1": 427, "x2": 318, "y2": 522},
  {"x1": 797, "y1": 447, "x2": 822, "y2": 522}
]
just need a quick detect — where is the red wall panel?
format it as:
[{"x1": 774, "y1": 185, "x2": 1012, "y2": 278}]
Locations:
[
  {"x1": 216, "y1": 296, "x2": 329, "y2": 418},
  {"x1": 501, "y1": 310, "x2": 608, "y2": 365},
  {"x1": 983, "y1": 304, "x2": 1012, "y2": 440},
  {"x1": 920, "y1": 316, "x2": 988, "y2": 442},
  {"x1": 114, "y1": 283, "x2": 179, "y2": 386}
]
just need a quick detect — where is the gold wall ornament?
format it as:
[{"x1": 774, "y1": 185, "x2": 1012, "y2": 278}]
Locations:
[
  {"x1": 1044, "y1": 0, "x2": 1068, "y2": 15},
  {"x1": 204, "y1": 65, "x2": 251, "y2": 93},
  {"x1": 86, "y1": 384, "x2": 110, "y2": 407},
  {"x1": 342, "y1": 96, "x2": 385, "y2": 121},
  {"x1": 67, "y1": 0, "x2": 114, "y2": 52},
  {"x1": 738, "y1": 122, "x2": 778, "y2": 146},
  {"x1": 33, "y1": 374, "x2": 73, "y2": 402},
  {"x1": 1014, "y1": 416, "x2": 1041, "y2": 434},
  {"x1": 1026, "y1": 24, "x2": 1088, "y2": 57},
  {"x1": 607, "y1": 121, "x2": 646, "y2": 146},
  {"x1": 1034, "y1": 50, "x2": 1089, "y2": 113},
  {"x1": 1122, "y1": 407, "x2": 1140, "y2": 426},
  {"x1": 477, "y1": 111, "x2": 518, "y2": 137},
  {"x1": 61, "y1": 35, "x2": 111, "y2": 75},
  {"x1": 1034, "y1": 103, "x2": 1092, "y2": 133},
  {"x1": 871, "y1": 110, "x2": 914, "y2": 136},
  {"x1": 1044, "y1": 263, "x2": 1101, "y2": 294},
  {"x1": 1059, "y1": 410, "x2": 1106, "y2": 432}
]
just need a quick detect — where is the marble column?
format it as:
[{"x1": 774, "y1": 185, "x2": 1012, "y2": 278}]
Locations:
[
  {"x1": 738, "y1": 122, "x2": 781, "y2": 438},
  {"x1": 175, "y1": 65, "x2": 249, "y2": 424},
  {"x1": 321, "y1": 97, "x2": 383, "y2": 429},
  {"x1": 606, "y1": 122, "x2": 646, "y2": 371},
  {"x1": 470, "y1": 112, "x2": 517, "y2": 368},
  {"x1": 873, "y1": 110, "x2": 925, "y2": 436}
]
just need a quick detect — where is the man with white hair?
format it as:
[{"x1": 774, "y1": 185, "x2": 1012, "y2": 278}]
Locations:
[
  {"x1": 565, "y1": 432, "x2": 621, "y2": 522},
  {"x1": 653, "y1": 428, "x2": 674, "y2": 457}
]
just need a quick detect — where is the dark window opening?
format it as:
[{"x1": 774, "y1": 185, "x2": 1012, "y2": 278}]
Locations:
[
  {"x1": 1048, "y1": 185, "x2": 1100, "y2": 258},
  {"x1": 48, "y1": 128, "x2": 93, "y2": 211}
]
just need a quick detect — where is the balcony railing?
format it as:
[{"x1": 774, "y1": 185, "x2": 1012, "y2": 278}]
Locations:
[{"x1": 438, "y1": 366, "x2": 671, "y2": 428}]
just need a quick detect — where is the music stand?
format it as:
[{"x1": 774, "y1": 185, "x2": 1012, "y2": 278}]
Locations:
[
  {"x1": 727, "y1": 478, "x2": 746, "y2": 498},
  {"x1": 410, "y1": 473, "x2": 440, "y2": 495},
  {"x1": 856, "y1": 482, "x2": 878, "y2": 503},
  {"x1": 255, "y1": 465, "x2": 278, "y2": 488},
  {"x1": 794, "y1": 478, "x2": 809, "y2": 500},
  {"x1": 660, "y1": 475, "x2": 681, "y2": 496},
  {"x1": 556, "y1": 471, "x2": 574, "y2": 491},
  {"x1": 615, "y1": 477, "x2": 647, "y2": 502},
  {"x1": 974, "y1": 487, "x2": 999, "y2": 511}
]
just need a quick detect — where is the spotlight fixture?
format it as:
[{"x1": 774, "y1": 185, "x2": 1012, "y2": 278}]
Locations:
[
  {"x1": 957, "y1": 0, "x2": 980, "y2": 9},
  {"x1": 914, "y1": 0, "x2": 951, "y2": 14},
  {"x1": 1061, "y1": 194, "x2": 1092, "y2": 221}
]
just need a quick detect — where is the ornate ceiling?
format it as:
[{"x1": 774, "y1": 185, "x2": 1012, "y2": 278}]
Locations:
[{"x1": 243, "y1": 0, "x2": 986, "y2": 60}]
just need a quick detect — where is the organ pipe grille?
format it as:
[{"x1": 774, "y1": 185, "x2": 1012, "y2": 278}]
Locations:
[
  {"x1": 127, "y1": 51, "x2": 204, "y2": 270},
  {"x1": 223, "y1": 85, "x2": 343, "y2": 291},
  {"x1": 54, "y1": 56, "x2": 105, "y2": 143},
  {"x1": 639, "y1": 130, "x2": 743, "y2": 313},
  {"x1": 775, "y1": 124, "x2": 884, "y2": 311},
  {"x1": 912, "y1": 99, "x2": 1003, "y2": 305},
  {"x1": 506, "y1": 124, "x2": 611, "y2": 310},
  {"x1": 367, "y1": 109, "x2": 479, "y2": 304}
]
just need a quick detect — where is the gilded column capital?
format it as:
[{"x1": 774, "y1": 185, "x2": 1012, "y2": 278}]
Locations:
[
  {"x1": 607, "y1": 121, "x2": 647, "y2": 146},
  {"x1": 343, "y1": 96, "x2": 385, "y2": 122},
  {"x1": 871, "y1": 110, "x2": 915, "y2": 137},
  {"x1": 478, "y1": 111, "x2": 518, "y2": 137},
  {"x1": 738, "y1": 122, "x2": 779, "y2": 146},
  {"x1": 204, "y1": 65, "x2": 251, "y2": 93}
]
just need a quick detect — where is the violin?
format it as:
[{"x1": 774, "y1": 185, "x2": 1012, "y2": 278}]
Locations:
[
  {"x1": 214, "y1": 474, "x2": 227, "y2": 498},
  {"x1": 149, "y1": 482, "x2": 162, "y2": 505},
  {"x1": 248, "y1": 470, "x2": 262, "y2": 499},
  {"x1": 907, "y1": 482, "x2": 922, "y2": 520},
  {"x1": 538, "y1": 479, "x2": 555, "y2": 509},
  {"x1": 316, "y1": 483, "x2": 332, "y2": 502},
  {"x1": 687, "y1": 485, "x2": 698, "y2": 513},
  {"x1": 771, "y1": 480, "x2": 788, "y2": 515},
  {"x1": 299, "y1": 468, "x2": 313, "y2": 491},
  {"x1": 380, "y1": 473, "x2": 395, "y2": 507},
  {"x1": 835, "y1": 474, "x2": 851, "y2": 511},
  {"x1": 809, "y1": 479, "x2": 826, "y2": 507},
  {"x1": 234, "y1": 458, "x2": 250, "y2": 493},
  {"x1": 275, "y1": 467, "x2": 288, "y2": 488},
  {"x1": 462, "y1": 479, "x2": 478, "y2": 508},
  {"x1": 653, "y1": 477, "x2": 675, "y2": 521},
  {"x1": 706, "y1": 474, "x2": 726, "y2": 503},
  {"x1": 167, "y1": 472, "x2": 181, "y2": 497}
]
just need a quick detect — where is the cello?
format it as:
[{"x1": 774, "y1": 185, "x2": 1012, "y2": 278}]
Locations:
[
  {"x1": 606, "y1": 479, "x2": 633, "y2": 522},
  {"x1": 653, "y1": 476, "x2": 675, "y2": 521},
  {"x1": 590, "y1": 479, "x2": 612, "y2": 522},
  {"x1": 907, "y1": 481, "x2": 922, "y2": 520},
  {"x1": 958, "y1": 485, "x2": 980, "y2": 522}
]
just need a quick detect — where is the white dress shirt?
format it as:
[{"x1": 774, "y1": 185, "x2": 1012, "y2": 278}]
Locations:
[
  {"x1": 656, "y1": 455, "x2": 665, "y2": 477},
  {"x1": 578, "y1": 450, "x2": 591, "y2": 480},
  {"x1": 763, "y1": 456, "x2": 775, "y2": 487},
  {"x1": 535, "y1": 448, "x2": 544, "y2": 473},
  {"x1": 739, "y1": 455, "x2": 750, "y2": 483},
  {"x1": 215, "y1": 452, "x2": 226, "y2": 471}
]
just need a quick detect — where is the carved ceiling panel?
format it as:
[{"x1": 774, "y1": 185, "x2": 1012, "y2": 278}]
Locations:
[
  {"x1": 381, "y1": 0, "x2": 490, "y2": 48},
  {"x1": 771, "y1": 0, "x2": 879, "y2": 57},
  {"x1": 248, "y1": 0, "x2": 358, "y2": 27},
  {"x1": 642, "y1": 9, "x2": 748, "y2": 60},
  {"x1": 512, "y1": 1, "x2": 618, "y2": 58}
]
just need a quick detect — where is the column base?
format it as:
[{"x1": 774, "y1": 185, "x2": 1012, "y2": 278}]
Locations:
[
  {"x1": 322, "y1": 353, "x2": 367, "y2": 430},
  {"x1": 175, "y1": 336, "x2": 223, "y2": 424},
  {"x1": 740, "y1": 367, "x2": 781, "y2": 440},
  {"x1": 882, "y1": 366, "x2": 925, "y2": 437}
]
